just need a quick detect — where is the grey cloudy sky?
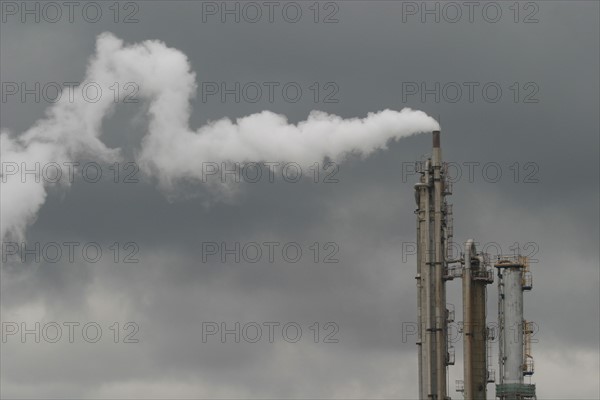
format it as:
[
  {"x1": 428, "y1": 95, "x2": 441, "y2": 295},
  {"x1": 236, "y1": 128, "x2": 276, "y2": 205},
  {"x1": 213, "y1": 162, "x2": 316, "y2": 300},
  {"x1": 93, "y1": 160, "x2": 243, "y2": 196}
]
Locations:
[{"x1": 1, "y1": 1, "x2": 599, "y2": 399}]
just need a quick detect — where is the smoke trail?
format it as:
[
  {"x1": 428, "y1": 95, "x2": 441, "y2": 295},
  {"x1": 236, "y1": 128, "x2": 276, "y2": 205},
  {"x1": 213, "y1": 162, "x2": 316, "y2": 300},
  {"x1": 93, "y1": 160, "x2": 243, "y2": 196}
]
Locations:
[{"x1": 0, "y1": 32, "x2": 439, "y2": 240}]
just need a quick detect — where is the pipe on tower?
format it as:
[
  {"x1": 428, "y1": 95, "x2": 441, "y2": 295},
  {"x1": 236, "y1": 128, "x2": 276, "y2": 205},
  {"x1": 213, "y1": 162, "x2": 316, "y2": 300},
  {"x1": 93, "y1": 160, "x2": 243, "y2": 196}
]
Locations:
[{"x1": 464, "y1": 240, "x2": 474, "y2": 398}]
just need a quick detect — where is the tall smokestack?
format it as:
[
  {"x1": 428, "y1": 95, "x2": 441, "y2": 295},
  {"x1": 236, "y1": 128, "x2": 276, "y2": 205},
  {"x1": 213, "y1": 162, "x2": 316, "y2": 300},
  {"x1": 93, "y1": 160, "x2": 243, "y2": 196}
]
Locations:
[
  {"x1": 433, "y1": 130, "x2": 440, "y2": 148},
  {"x1": 415, "y1": 129, "x2": 451, "y2": 399},
  {"x1": 432, "y1": 130, "x2": 441, "y2": 170}
]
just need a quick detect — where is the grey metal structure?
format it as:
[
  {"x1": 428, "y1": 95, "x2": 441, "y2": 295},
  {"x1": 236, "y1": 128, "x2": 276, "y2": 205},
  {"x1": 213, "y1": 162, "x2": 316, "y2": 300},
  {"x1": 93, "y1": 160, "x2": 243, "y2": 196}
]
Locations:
[
  {"x1": 413, "y1": 132, "x2": 536, "y2": 400},
  {"x1": 459, "y1": 240, "x2": 494, "y2": 400},
  {"x1": 414, "y1": 131, "x2": 453, "y2": 400},
  {"x1": 495, "y1": 256, "x2": 536, "y2": 400}
]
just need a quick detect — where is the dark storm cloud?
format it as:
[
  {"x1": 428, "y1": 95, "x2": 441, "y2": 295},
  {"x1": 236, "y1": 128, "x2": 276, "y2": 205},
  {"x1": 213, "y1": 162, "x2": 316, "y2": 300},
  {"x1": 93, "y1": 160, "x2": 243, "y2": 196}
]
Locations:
[{"x1": 1, "y1": 1, "x2": 598, "y2": 399}]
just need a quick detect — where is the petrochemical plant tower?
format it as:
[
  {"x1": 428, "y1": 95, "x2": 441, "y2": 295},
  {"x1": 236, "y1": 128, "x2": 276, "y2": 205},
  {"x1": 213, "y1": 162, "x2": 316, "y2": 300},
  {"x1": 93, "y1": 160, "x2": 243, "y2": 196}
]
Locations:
[
  {"x1": 413, "y1": 131, "x2": 536, "y2": 400},
  {"x1": 414, "y1": 130, "x2": 452, "y2": 399}
]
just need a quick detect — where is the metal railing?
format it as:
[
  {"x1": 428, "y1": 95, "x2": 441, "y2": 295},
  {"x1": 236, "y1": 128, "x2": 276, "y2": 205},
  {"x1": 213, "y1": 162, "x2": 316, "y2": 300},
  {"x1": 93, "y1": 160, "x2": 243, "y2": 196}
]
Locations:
[
  {"x1": 444, "y1": 265, "x2": 463, "y2": 280},
  {"x1": 472, "y1": 268, "x2": 494, "y2": 283},
  {"x1": 523, "y1": 271, "x2": 533, "y2": 290},
  {"x1": 443, "y1": 179, "x2": 453, "y2": 195},
  {"x1": 455, "y1": 380, "x2": 464, "y2": 392},
  {"x1": 447, "y1": 346, "x2": 455, "y2": 365},
  {"x1": 447, "y1": 304, "x2": 455, "y2": 323},
  {"x1": 523, "y1": 321, "x2": 535, "y2": 376},
  {"x1": 495, "y1": 254, "x2": 528, "y2": 266},
  {"x1": 487, "y1": 326, "x2": 496, "y2": 341},
  {"x1": 523, "y1": 357, "x2": 535, "y2": 376}
]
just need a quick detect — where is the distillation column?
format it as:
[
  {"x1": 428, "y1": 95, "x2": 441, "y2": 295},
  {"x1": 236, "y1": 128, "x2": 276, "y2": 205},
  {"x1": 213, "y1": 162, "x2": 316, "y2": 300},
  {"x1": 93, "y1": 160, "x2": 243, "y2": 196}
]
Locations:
[
  {"x1": 495, "y1": 256, "x2": 536, "y2": 400},
  {"x1": 415, "y1": 131, "x2": 450, "y2": 399},
  {"x1": 462, "y1": 240, "x2": 494, "y2": 400}
]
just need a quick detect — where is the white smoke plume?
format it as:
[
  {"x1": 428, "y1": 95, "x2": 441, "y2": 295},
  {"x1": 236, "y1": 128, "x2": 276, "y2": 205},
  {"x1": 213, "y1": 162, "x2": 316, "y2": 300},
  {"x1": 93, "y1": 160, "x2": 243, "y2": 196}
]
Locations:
[{"x1": 0, "y1": 32, "x2": 440, "y2": 241}]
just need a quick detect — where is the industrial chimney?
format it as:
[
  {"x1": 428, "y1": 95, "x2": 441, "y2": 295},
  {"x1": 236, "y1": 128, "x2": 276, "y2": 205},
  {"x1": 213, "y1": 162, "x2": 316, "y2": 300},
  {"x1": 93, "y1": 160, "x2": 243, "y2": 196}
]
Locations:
[
  {"x1": 414, "y1": 130, "x2": 453, "y2": 399},
  {"x1": 412, "y1": 131, "x2": 537, "y2": 400}
]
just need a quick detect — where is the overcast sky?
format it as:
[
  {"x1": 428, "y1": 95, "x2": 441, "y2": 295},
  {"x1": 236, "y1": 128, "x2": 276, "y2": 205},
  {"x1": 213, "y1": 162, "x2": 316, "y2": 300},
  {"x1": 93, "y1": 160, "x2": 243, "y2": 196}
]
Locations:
[{"x1": 1, "y1": 1, "x2": 599, "y2": 399}]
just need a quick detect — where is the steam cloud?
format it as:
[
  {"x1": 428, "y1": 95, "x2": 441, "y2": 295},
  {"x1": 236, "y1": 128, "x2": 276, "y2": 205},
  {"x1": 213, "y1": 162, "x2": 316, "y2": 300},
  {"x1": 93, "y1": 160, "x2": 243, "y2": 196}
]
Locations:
[{"x1": 0, "y1": 32, "x2": 440, "y2": 241}]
